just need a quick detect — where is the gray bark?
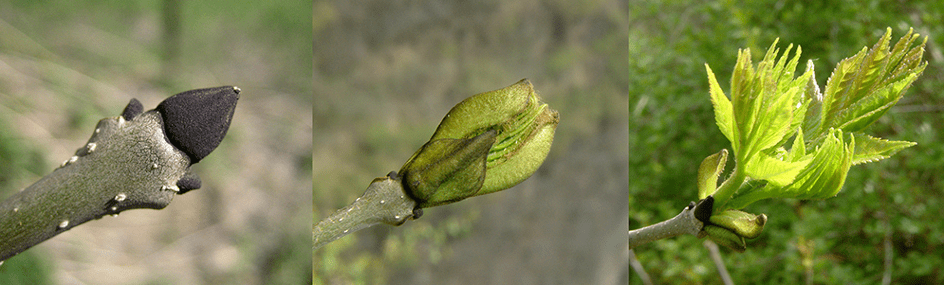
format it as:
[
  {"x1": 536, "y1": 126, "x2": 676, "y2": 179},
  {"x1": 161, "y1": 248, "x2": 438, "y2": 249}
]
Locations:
[
  {"x1": 0, "y1": 111, "x2": 190, "y2": 261},
  {"x1": 313, "y1": 174, "x2": 419, "y2": 250},
  {"x1": 629, "y1": 197, "x2": 713, "y2": 249}
]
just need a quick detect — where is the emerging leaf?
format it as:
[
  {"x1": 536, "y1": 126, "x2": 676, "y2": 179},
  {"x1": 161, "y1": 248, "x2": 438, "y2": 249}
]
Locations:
[{"x1": 698, "y1": 149, "x2": 728, "y2": 199}]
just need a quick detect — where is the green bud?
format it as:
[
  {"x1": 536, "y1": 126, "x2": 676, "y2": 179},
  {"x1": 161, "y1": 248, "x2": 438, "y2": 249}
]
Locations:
[
  {"x1": 702, "y1": 225, "x2": 747, "y2": 252},
  {"x1": 400, "y1": 79, "x2": 559, "y2": 208},
  {"x1": 400, "y1": 130, "x2": 496, "y2": 207},
  {"x1": 709, "y1": 209, "x2": 767, "y2": 239}
]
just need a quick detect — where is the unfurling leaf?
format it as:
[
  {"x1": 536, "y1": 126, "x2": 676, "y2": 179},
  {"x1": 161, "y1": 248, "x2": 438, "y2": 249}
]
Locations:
[
  {"x1": 705, "y1": 28, "x2": 923, "y2": 213},
  {"x1": 692, "y1": 28, "x2": 925, "y2": 253}
]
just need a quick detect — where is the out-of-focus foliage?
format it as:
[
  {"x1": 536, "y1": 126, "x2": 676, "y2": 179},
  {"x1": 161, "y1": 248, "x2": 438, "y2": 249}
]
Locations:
[
  {"x1": 630, "y1": 0, "x2": 942, "y2": 283},
  {"x1": 0, "y1": 1, "x2": 312, "y2": 284},
  {"x1": 314, "y1": 0, "x2": 628, "y2": 284}
]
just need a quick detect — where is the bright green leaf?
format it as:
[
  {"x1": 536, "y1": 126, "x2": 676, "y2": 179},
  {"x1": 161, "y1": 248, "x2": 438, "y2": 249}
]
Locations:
[
  {"x1": 706, "y1": 65, "x2": 736, "y2": 148},
  {"x1": 744, "y1": 152, "x2": 810, "y2": 187},
  {"x1": 801, "y1": 60, "x2": 823, "y2": 142},
  {"x1": 838, "y1": 72, "x2": 920, "y2": 131},
  {"x1": 786, "y1": 129, "x2": 853, "y2": 200},
  {"x1": 788, "y1": 128, "x2": 806, "y2": 162},
  {"x1": 850, "y1": 132, "x2": 916, "y2": 165},
  {"x1": 727, "y1": 129, "x2": 853, "y2": 209},
  {"x1": 719, "y1": 41, "x2": 811, "y2": 165},
  {"x1": 816, "y1": 27, "x2": 927, "y2": 137}
]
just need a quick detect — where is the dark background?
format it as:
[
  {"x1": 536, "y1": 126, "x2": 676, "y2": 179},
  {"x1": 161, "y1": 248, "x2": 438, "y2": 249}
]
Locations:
[
  {"x1": 630, "y1": 0, "x2": 943, "y2": 284},
  {"x1": 313, "y1": 0, "x2": 629, "y2": 284}
]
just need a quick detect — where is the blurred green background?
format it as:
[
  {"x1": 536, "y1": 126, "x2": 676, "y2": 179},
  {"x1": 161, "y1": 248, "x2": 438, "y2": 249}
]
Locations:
[
  {"x1": 630, "y1": 0, "x2": 942, "y2": 284},
  {"x1": 313, "y1": 0, "x2": 628, "y2": 283},
  {"x1": 0, "y1": 1, "x2": 311, "y2": 284}
]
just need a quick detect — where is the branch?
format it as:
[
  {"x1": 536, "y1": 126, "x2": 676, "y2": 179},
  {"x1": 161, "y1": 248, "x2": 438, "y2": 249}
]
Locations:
[
  {"x1": 0, "y1": 86, "x2": 239, "y2": 261},
  {"x1": 881, "y1": 210, "x2": 893, "y2": 285},
  {"x1": 313, "y1": 172, "x2": 419, "y2": 250},
  {"x1": 628, "y1": 249, "x2": 653, "y2": 285},
  {"x1": 704, "y1": 240, "x2": 734, "y2": 285},
  {"x1": 629, "y1": 197, "x2": 713, "y2": 249}
]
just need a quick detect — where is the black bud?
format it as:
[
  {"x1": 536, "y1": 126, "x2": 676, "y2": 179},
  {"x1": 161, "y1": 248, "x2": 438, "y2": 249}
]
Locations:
[
  {"x1": 176, "y1": 168, "x2": 202, "y2": 194},
  {"x1": 694, "y1": 196, "x2": 714, "y2": 224},
  {"x1": 412, "y1": 208, "x2": 423, "y2": 220},
  {"x1": 122, "y1": 98, "x2": 143, "y2": 121},
  {"x1": 156, "y1": 86, "x2": 239, "y2": 163}
]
